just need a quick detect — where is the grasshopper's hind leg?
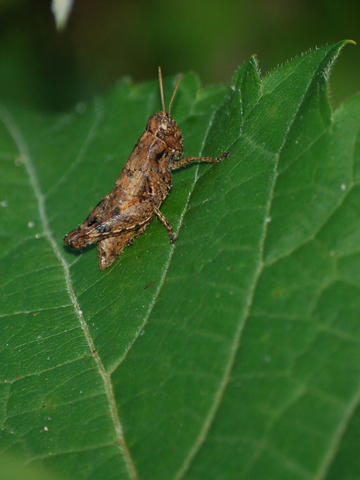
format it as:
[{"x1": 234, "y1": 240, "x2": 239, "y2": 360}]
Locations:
[
  {"x1": 97, "y1": 233, "x2": 134, "y2": 270},
  {"x1": 97, "y1": 223, "x2": 150, "y2": 270}
]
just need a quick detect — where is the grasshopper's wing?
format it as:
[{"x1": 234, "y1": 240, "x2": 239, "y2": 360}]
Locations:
[
  {"x1": 90, "y1": 195, "x2": 154, "y2": 234},
  {"x1": 66, "y1": 192, "x2": 154, "y2": 249}
]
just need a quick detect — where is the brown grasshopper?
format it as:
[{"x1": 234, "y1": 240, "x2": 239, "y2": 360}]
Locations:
[{"x1": 64, "y1": 68, "x2": 229, "y2": 270}]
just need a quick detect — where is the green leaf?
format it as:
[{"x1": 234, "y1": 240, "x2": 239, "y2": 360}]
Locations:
[
  {"x1": 1, "y1": 41, "x2": 360, "y2": 480},
  {"x1": 0, "y1": 454, "x2": 64, "y2": 480}
]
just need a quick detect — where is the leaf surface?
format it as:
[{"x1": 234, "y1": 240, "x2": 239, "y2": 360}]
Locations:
[{"x1": 1, "y1": 42, "x2": 360, "y2": 480}]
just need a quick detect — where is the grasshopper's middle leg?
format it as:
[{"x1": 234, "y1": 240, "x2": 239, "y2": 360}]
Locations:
[{"x1": 153, "y1": 205, "x2": 176, "y2": 244}]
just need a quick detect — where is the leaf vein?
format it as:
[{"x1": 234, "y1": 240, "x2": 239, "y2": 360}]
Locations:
[{"x1": 0, "y1": 104, "x2": 139, "y2": 480}]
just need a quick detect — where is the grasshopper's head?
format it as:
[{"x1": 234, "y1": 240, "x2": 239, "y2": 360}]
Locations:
[
  {"x1": 146, "y1": 67, "x2": 184, "y2": 160},
  {"x1": 146, "y1": 111, "x2": 183, "y2": 160}
]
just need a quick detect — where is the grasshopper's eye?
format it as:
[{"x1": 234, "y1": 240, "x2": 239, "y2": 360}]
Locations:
[{"x1": 159, "y1": 124, "x2": 173, "y2": 136}]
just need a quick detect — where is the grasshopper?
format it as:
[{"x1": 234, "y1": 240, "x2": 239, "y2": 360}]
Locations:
[{"x1": 64, "y1": 68, "x2": 229, "y2": 270}]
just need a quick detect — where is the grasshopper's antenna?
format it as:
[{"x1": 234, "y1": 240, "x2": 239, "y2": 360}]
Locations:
[
  {"x1": 158, "y1": 67, "x2": 166, "y2": 112},
  {"x1": 168, "y1": 74, "x2": 182, "y2": 116}
]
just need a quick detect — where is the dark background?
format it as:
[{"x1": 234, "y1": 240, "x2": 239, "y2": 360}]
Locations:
[{"x1": 1, "y1": 0, "x2": 359, "y2": 112}]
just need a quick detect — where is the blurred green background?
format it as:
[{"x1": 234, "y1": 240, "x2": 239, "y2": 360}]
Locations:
[{"x1": 0, "y1": 0, "x2": 359, "y2": 112}]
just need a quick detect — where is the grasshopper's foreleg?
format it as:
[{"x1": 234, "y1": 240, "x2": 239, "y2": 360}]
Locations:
[{"x1": 170, "y1": 151, "x2": 229, "y2": 170}]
